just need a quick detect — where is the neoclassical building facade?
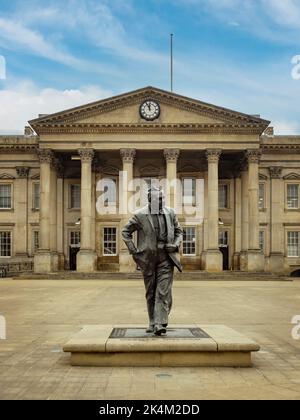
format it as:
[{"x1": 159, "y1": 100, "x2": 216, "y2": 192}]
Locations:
[{"x1": 0, "y1": 86, "x2": 300, "y2": 275}]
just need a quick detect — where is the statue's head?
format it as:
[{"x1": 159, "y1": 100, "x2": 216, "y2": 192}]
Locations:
[{"x1": 148, "y1": 186, "x2": 165, "y2": 213}]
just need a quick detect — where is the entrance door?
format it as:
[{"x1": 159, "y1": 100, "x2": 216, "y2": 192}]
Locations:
[
  {"x1": 69, "y1": 246, "x2": 80, "y2": 270},
  {"x1": 219, "y1": 231, "x2": 229, "y2": 271},
  {"x1": 69, "y1": 231, "x2": 81, "y2": 271}
]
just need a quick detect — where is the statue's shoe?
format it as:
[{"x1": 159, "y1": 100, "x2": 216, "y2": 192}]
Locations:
[
  {"x1": 154, "y1": 325, "x2": 167, "y2": 336},
  {"x1": 162, "y1": 324, "x2": 168, "y2": 328},
  {"x1": 146, "y1": 325, "x2": 154, "y2": 333}
]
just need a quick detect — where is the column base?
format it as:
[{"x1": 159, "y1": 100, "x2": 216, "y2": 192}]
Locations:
[
  {"x1": 76, "y1": 249, "x2": 97, "y2": 273},
  {"x1": 34, "y1": 251, "x2": 57, "y2": 273},
  {"x1": 203, "y1": 249, "x2": 223, "y2": 273},
  {"x1": 240, "y1": 250, "x2": 265, "y2": 272},
  {"x1": 57, "y1": 253, "x2": 65, "y2": 271},
  {"x1": 119, "y1": 250, "x2": 137, "y2": 273},
  {"x1": 268, "y1": 253, "x2": 285, "y2": 273},
  {"x1": 233, "y1": 252, "x2": 241, "y2": 271}
]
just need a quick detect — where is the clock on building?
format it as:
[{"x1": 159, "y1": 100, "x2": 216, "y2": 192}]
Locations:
[{"x1": 139, "y1": 100, "x2": 160, "y2": 121}]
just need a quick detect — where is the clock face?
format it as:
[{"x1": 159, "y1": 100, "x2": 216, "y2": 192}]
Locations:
[{"x1": 140, "y1": 100, "x2": 160, "y2": 121}]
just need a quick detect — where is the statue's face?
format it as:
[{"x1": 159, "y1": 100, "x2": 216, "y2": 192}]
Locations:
[{"x1": 149, "y1": 190, "x2": 164, "y2": 213}]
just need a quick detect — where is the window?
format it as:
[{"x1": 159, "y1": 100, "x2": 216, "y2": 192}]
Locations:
[
  {"x1": 219, "y1": 231, "x2": 228, "y2": 247},
  {"x1": 0, "y1": 184, "x2": 12, "y2": 209},
  {"x1": 259, "y1": 231, "x2": 265, "y2": 252},
  {"x1": 103, "y1": 227, "x2": 117, "y2": 255},
  {"x1": 219, "y1": 184, "x2": 229, "y2": 209},
  {"x1": 70, "y1": 231, "x2": 80, "y2": 246},
  {"x1": 33, "y1": 183, "x2": 40, "y2": 210},
  {"x1": 287, "y1": 184, "x2": 299, "y2": 209},
  {"x1": 33, "y1": 231, "x2": 39, "y2": 252},
  {"x1": 0, "y1": 231, "x2": 11, "y2": 257},
  {"x1": 183, "y1": 227, "x2": 196, "y2": 255},
  {"x1": 183, "y1": 178, "x2": 196, "y2": 206},
  {"x1": 259, "y1": 183, "x2": 265, "y2": 210},
  {"x1": 103, "y1": 179, "x2": 117, "y2": 207},
  {"x1": 287, "y1": 231, "x2": 299, "y2": 257},
  {"x1": 70, "y1": 184, "x2": 81, "y2": 209}
]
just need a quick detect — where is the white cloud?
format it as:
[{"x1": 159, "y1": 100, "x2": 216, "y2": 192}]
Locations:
[
  {"x1": 0, "y1": 17, "x2": 83, "y2": 68},
  {"x1": 0, "y1": 81, "x2": 111, "y2": 133},
  {"x1": 0, "y1": 12, "x2": 124, "y2": 77},
  {"x1": 174, "y1": 0, "x2": 300, "y2": 45},
  {"x1": 272, "y1": 120, "x2": 300, "y2": 135},
  {"x1": 4, "y1": 0, "x2": 168, "y2": 67}
]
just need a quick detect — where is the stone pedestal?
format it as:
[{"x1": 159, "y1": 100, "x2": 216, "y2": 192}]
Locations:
[
  {"x1": 233, "y1": 252, "x2": 241, "y2": 270},
  {"x1": 76, "y1": 249, "x2": 97, "y2": 273},
  {"x1": 63, "y1": 324, "x2": 260, "y2": 367},
  {"x1": 245, "y1": 250, "x2": 265, "y2": 272},
  {"x1": 204, "y1": 249, "x2": 223, "y2": 273},
  {"x1": 34, "y1": 251, "x2": 55, "y2": 273},
  {"x1": 269, "y1": 253, "x2": 285, "y2": 273}
]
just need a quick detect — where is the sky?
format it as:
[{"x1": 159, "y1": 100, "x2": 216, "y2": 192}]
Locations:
[{"x1": 0, "y1": 0, "x2": 300, "y2": 134}]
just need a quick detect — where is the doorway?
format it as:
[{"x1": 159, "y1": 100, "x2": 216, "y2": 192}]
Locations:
[
  {"x1": 219, "y1": 230, "x2": 229, "y2": 271},
  {"x1": 69, "y1": 246, "x2": 80, "y2": 270}
]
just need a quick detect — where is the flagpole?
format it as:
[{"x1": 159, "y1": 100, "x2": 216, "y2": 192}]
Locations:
[{"x1": 170, "y1": 33, "x2": 173, "y2": 92}]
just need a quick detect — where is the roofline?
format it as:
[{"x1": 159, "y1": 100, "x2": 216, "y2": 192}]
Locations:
[{"x1": 28, "y1": 85, "x2": 270, "y2": 126}]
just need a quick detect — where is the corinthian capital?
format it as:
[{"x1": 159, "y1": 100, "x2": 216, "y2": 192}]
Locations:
[
  {"x1": 78, "y1": 148, "x2": 94, "y2": 162},
  {"x1": 120, "y1": 148, "x2": 136, "y2": 163},
  {"x1": 269, "y1": 166, "x2": 282, "y2": 179},
  {"x1": 38, "y1": 149, "x2": 54, "y2": 164},
  {"x1": 246, "y1": 149, "x2": 261, "y2": 164},
  {"x1": 16, "y1": 167, "x2": 30, "y2": 179},
  {"x1": 164, "y1": 148, "x2": 180, "y2": 162},
  {"x1": 205, "y1": 149, "x2": 222, "y2": 163}
]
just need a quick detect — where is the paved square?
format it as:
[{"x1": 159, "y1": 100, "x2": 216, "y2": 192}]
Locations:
[{"x1": 0, "y1": 277, "x2": 300, "y2": 400}]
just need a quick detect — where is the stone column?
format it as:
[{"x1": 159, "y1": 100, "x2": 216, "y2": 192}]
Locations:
[
  {"x1": 245, "y1": 150, "x2": 264, "y2": 272},
  {"x1": 56, "y1": 161, "x2": 65, "y2": 270},
  {"x1": 269, "y1": 167, "x2": 284, "y2": 272},
  {"x1": 119, "y1": 148, "x2": 136, "y2": 273},
  {"x1": 91, "y1": 161, "x2": 97, "y2": 254},
  {"x1": 233, "y1": 172, "x2": 242, "y2": 270},
  {"x1": 76, "y1": 148, "x2": 97, "y2": 272},
  {"x1": 201, "y1": 169, "x2": 208, "y2": 269},
  {"x1": 15, "y1": 167, "x2": 30, "y2": 257},
  {"x1": 240, "y1": 165, "x2": 249, "y2": 271},
  {"x1": 204, "y1": 149, "x2": 223, "y2": 272},
  {"x1": 49, "y1": 159, "x2": 59, "y2": 270},
  {"x1": 34, "y1": 149, "x2": 54, "y2": 273},
  {"x1": 164, "y1": 149, "x2": 180, "y2": 209}
]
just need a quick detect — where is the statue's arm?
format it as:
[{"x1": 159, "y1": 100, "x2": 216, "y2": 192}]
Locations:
[
  {"x1": 121, "y1": 215, "x2": 140, "y2": 254},
  {"x1": 173, "y1": 211, "x2": 183, "y2": 250}
]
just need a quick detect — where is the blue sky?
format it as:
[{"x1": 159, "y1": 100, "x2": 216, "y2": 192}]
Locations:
[{"x1": 0, "y1": 0, "x2": 300, "y2": 134}]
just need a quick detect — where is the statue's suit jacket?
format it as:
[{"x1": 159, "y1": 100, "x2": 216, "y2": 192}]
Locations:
[{"x1": 122, "y1": 206, "x2": 183, "y2": 274}]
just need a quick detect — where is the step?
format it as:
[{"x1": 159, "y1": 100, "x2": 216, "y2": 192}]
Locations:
[{"x1": 14, "y1": 271, "x2": 290, "y2": 281}]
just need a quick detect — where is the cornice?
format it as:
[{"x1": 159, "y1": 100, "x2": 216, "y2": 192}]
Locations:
[
  {"x1": 261, "y1": 144, "x2": 300, "y2": 154},
  {"x1": 0, "y1": 144, "x2": 38, "y2": 153},
  {"x1": 32, "y1": 122, "x2": 266, "y2": 135}
]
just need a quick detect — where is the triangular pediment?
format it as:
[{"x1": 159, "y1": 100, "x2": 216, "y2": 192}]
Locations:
[
  {"x1": 0, "y1": 173, "x2": 15, "y2": 179},
  {"x1": 29, "y1": 86, "x2": 270, "y2": 135},
  {"x1": 283, "y1": 173, "x2": 300, "y2": 180}
]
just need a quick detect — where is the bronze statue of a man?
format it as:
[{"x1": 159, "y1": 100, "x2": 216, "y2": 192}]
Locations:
[{"x1": 122, "y1": 187, "x2": 183, "y2": 336}]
